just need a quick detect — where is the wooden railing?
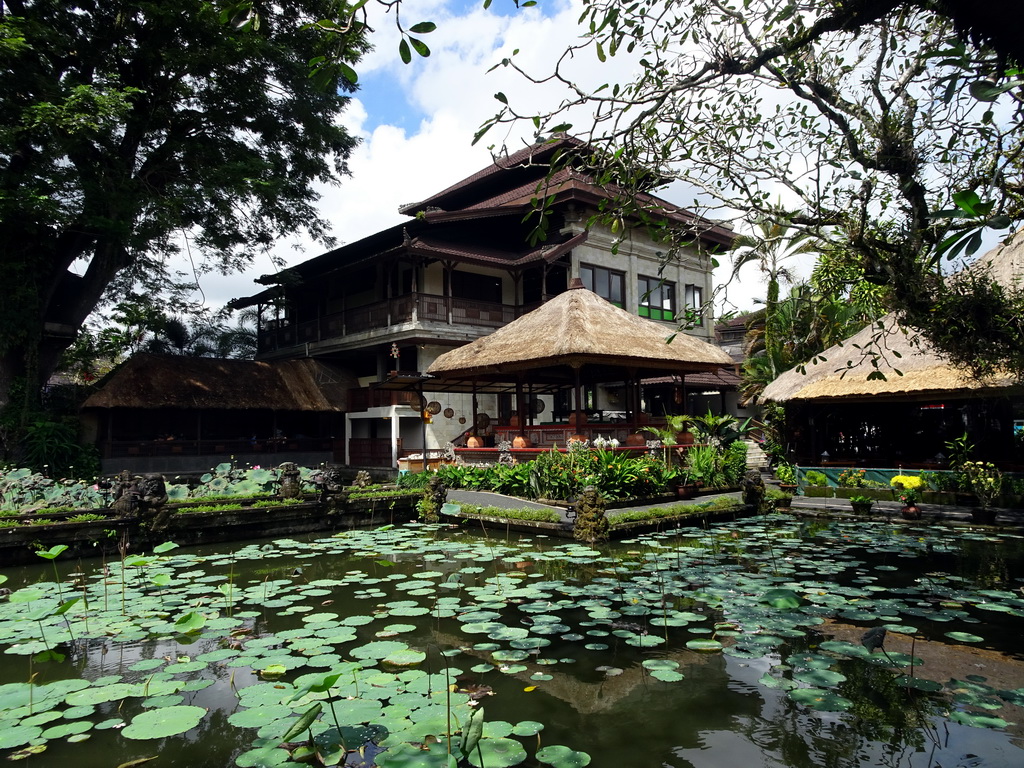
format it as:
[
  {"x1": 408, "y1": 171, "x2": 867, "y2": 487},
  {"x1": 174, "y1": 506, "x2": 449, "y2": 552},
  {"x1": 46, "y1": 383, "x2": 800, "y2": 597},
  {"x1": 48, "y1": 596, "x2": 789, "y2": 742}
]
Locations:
[{"x1": 257, "y1": 293, "x2": 521, "y2": 352}]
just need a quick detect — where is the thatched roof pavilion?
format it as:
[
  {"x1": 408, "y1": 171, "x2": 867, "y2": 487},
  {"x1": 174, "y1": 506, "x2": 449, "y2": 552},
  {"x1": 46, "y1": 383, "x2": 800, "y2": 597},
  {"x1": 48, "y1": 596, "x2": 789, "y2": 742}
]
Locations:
[
  {"x1": 83, "y1": 354, "x2": 356, "y2": 411},
  {"x1": 760, "y1": 315, "x2": 1020, "y2": 404},
  {"x1": 426, "y1": 279, "x2": 732, "y2": 384},
  {"x1": 82, "y1": 355, "x2": 357, "y2": 471},
  {"x1": 424, "y1": 279, "x2": 733, "y2": 432},
  {"x1": 760, "y1": 235, "x2": 1024, "y2": 466}
]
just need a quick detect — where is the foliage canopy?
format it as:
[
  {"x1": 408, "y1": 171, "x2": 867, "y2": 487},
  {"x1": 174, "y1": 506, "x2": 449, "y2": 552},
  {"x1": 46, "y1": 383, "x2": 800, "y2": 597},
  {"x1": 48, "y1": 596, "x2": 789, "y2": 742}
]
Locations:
[
  {"x1": 0, "y1": 0, "x2": 367, "y2": 410},
  {"x1": 478, "y1": 0, "x2": 1024, "y2": 379}
]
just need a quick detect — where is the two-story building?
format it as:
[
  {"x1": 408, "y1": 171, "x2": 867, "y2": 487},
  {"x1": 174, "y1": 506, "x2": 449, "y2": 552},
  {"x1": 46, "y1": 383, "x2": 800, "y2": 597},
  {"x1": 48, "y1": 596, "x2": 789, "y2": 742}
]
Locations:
[
  {"x1": 229, "y1": 137, "x2": 735, "y2": 467},
  {"x1": 84, "y1": 137, "x2": 737, "y2": 473}
]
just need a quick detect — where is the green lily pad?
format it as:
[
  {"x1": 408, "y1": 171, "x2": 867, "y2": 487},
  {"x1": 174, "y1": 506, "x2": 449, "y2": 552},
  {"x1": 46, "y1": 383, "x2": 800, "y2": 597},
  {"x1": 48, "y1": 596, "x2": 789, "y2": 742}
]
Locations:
[
  {"x1": 122, "y1": 705, "x2": 207, "y2": 740},
  {"x1": 535, "y1": 745, "x2": 592, "y2": 767},
  {"x1": 466, "y1": 737, "x2": 526, "y2": 767}
]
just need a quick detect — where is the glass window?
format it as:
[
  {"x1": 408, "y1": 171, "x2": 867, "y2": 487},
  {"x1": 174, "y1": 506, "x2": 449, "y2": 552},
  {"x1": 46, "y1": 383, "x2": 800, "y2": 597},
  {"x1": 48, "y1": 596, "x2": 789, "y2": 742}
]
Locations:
[
  {"x1": 684, "y1": 283, "x2": 704, "y2": 327},
  {"x1": 580, "y1": 264, "x2": 624, "y2": 307},
  {"x1": 638, "y1": 276, "x2": 676, "y2": 322}
]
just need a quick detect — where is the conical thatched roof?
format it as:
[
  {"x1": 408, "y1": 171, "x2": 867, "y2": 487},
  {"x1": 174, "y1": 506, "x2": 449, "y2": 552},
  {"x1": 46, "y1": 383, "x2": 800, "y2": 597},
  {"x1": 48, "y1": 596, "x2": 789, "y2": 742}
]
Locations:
[
  {"x1": 762, "y1": 233, "x2": 1024, "y2": 403},
  {"x1": 82, "y1": 354, "x2": 357, "y2": 411},
  {"x1": 426, "y1": 282, "x2": 732, "y2": 382}
]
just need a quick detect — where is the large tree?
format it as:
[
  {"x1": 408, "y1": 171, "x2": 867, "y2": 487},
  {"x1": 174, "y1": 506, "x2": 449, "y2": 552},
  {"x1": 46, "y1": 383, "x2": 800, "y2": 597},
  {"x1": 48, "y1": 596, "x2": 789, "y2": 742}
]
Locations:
[
  {"x1": 0, "y1": 0, "x2": 368, "y2": 412},
  {"x1": 477, "y1": 0, "x2": 1024, "y2": 379}
]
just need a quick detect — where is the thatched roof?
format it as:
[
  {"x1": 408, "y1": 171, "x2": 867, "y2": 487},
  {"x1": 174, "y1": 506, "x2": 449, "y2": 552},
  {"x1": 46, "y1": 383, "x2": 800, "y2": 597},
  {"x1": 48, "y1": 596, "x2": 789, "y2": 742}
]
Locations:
[
  {"x1": 426, "y1": 281, "x2": 733, "y2": 383},
  {"x1": 762, "y1": 233, "x2": 1024, "y2": 403},
  {"x1": 81, "y1": 354, "x2": 356, "y2": 411},
  {"x1": 760, "y1": 314, "x2": 1020, "y2": 403}
]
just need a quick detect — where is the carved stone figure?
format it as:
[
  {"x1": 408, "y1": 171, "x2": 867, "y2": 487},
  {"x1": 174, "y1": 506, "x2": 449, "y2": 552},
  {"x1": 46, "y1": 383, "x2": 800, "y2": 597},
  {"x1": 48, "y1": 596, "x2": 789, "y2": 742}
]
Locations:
[{"x1": 278, "y1": 462, "x2": 302, "y2": 499}]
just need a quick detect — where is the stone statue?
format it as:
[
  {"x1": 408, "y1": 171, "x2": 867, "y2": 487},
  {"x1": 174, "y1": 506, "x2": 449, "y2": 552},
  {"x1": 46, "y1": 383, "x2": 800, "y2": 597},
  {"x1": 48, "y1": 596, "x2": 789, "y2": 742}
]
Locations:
[{"x1": 278, "y1": 462, "x2": 302, "y2": 499}]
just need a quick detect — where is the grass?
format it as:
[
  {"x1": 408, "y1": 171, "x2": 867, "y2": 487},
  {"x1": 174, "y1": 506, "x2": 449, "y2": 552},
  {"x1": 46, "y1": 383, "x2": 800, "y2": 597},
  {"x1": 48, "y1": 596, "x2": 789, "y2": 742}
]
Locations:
[
  {"x1": 251, "y1": 498, "x2": 304, "y2": 507},
  {"x1": 66, "y1": 513, "x2": 107, "y2": 522},
  {"x1": 349, "y1": 489, "x2": 419, "y2": 500},
  {"x1": 454, "y1": 505, "x2": 562, "y2": 524},
  {"x1": 608, "y1": 496, "x2": 742, "y2": 524},
  {"x1": 178, "y1": 503, "x2": 245, "y2": 514}
]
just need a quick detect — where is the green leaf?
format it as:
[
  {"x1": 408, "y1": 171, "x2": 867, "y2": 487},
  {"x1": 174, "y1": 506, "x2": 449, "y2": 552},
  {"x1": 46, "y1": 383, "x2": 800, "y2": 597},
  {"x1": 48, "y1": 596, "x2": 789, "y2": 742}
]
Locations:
[
  {"x1": 399, "y1": 38, "x2": 412, "y2": 64},
  {"x1": 408, "y1": 22, "x2": 437, "y2": 34},
  {"x1": 152, "y1": 542, "x2": 178, "y2": 553},
  {"x1": 121, "y1": 705, "x2": 206, "y2": 740},
  {"x1": 281, "y1": 703, "x2": 323, "y2": 743},
  {"x1": 35, "y1": 544, "x2": 68, "y2": 560},
  {"x1": 409, "y1": 38, "x2": 430, "y2": 58}
]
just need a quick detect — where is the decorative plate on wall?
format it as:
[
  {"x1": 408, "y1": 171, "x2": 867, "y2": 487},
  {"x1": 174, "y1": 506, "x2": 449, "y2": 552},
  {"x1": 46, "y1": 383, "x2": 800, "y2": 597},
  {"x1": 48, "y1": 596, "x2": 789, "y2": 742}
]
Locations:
[
  {"x1": 426, "y1": 401, "x2": 442, "y2": 415},
  {"x1": 531, "y1": 398, "x2": 545, "y2": 416},
  {"x1": 475, "y1": 413, "x2": 490, "y2": 429},
  {"x1": 443, "y1": 407, "x2": 455, "y2": 419},
  {"x1": 458, "y1": 417, "x2": 467, "y2": 424}
]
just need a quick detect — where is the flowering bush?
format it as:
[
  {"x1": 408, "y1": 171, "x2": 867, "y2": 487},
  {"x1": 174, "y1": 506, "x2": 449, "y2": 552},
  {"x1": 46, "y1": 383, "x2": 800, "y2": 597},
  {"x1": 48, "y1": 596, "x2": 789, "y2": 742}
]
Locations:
[
  {"x1": 890, "y1": 474, "x2": 925, "y2": 505},
  {"x1": 962, "y1": 461, "x2": 1003, "y2": 508},
  {"x1": 837, "y1": 468, "x2": 867, "y2": 487}
]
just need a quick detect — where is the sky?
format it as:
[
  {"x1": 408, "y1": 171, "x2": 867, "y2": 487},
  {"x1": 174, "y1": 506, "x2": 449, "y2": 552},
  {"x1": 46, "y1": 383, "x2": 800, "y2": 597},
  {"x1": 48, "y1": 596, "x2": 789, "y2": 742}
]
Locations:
[{"x1": 195, "y1": 0, "x2": 794, "y2": 317}]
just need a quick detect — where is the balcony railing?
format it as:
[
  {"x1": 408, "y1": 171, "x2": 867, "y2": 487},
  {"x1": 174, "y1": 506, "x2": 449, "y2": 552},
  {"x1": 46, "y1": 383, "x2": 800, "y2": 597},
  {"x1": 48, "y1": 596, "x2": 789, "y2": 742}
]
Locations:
[{"x1": 258, "y1": 293, "x2": 519, "y2": 353}]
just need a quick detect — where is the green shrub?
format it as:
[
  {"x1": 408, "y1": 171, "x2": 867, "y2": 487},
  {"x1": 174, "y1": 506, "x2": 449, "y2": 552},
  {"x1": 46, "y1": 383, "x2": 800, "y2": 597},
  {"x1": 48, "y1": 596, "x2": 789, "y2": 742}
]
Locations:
[
  {"x1": 803, "y1": 470, "x2": 828, "y2": 487},
  {"x1": 67, "y1": 513, "x2": 106, "y2": 522}
]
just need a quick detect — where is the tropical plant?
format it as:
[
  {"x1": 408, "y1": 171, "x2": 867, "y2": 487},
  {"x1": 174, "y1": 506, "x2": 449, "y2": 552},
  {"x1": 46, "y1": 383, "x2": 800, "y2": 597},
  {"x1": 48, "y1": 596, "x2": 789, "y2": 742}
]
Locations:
[
  {"x1": 685, "y1": 444, "x2": 725, "y2": 489},
  {"x1": 774, "y1": 462, "x2": 796, "y2": 485},
  {"x1": 803, "y1": 470, "x2": 828, "y2": 488},
  {"x1": 962, "y1": 461, "x2": 1004, "y2": 509},
  {"x1": 837, "y1": 469, "x2": 868, "y2": 488},
  {"x1": 849, "y1": 495, "x2": 875, "y2": 513}
]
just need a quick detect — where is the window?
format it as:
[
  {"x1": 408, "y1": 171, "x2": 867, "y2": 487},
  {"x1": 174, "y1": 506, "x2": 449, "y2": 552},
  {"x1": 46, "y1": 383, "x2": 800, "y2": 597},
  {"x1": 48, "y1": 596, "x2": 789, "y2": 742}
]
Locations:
[
  {"x1": 452, "y1": 271, "x2": 502, "y2": 304},
  {"x1": 638, "y1": 276, "x2": 676, "y2": 322},
  {"x1": 580, "y1": 264, "x2": 624, "y2": 306},
  {"x1": 684, "y1": 283, "x2": 704, "y2": 327}
]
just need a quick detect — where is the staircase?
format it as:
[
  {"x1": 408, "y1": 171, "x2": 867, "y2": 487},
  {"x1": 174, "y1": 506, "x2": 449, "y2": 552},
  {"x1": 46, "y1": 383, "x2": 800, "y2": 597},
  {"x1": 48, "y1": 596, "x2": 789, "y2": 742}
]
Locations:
[{"x1": 744, "y1": 440, "x2": 771, "y2": 471}]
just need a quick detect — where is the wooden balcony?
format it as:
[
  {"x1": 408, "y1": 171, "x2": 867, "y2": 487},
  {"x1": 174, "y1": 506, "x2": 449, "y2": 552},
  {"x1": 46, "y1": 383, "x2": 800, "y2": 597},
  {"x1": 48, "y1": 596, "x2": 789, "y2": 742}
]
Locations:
[{"x1": 257, "y1": 293, "x2": 518, "y2": 353}]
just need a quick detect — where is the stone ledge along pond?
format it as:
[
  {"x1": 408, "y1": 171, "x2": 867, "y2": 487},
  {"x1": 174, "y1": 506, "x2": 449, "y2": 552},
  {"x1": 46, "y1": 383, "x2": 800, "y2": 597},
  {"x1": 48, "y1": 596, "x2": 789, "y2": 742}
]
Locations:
[{"x1": 1, "y1": 516, "x2": 1023, "y2": 768}]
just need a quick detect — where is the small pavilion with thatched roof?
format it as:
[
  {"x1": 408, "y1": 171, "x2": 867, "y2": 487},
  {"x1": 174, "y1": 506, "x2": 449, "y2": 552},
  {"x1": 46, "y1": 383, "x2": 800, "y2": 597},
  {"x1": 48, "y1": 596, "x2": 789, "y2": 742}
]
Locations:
[
  {"x1": 81, "y1": 354, "x2": 356, "y2": 473},
  {"x1": 761, "y1": 234, "x2": 1024, "y2": 469},
  {"x1": 419, "y1": 279, "x2": 734, "y2": 453},
  {"x1": 761, "y1": 317, "x2": 1024, "y2": 469}
]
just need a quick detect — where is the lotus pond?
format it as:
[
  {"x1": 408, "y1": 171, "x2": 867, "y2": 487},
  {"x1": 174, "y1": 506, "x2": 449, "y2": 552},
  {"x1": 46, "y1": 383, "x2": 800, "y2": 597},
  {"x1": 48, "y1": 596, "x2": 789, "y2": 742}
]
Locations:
[{"x1": 2, "y1": 517, "x2": 1024, "y2": 768}]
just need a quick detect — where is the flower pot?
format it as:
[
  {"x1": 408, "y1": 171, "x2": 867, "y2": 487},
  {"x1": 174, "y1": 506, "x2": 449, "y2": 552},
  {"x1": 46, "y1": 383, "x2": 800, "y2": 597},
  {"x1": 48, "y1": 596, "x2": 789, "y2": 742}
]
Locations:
[
  {"x1": 900, "y1": 504, "x2": 922, "y2": 520},
  {"x1": 850, "y1": 502, "x2": 873, "y2": 514},
  {"x1": 466, "y1": 435, "x2": 484, "y2": 448},
  {"x1": 970, "y1": 507, "x2": 997, "y2": 525},
  {"x1": 774, "y1": 496, "x2": 793, "y2": 510},
  {"x1": 779, "y1": 483, "x2": 798, "y2": 494},
  {"x1": 625, "y1": 433, "x2": 647, "y2": 447},
  {"x1": 676, "y1": 484, "x2": 698, "y2": 500},
  {"x1": 511, "y1": 434, "x2": 532, "y2": 449}
]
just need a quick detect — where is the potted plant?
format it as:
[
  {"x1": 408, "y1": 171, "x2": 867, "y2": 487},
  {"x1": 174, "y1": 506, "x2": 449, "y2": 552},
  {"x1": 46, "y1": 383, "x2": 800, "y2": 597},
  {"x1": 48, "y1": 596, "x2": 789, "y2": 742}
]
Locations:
[
  {"x1": 849, "y1": 495, "x2": 874, "y2": 514},
  {"x1": 962, "y1": 460, "x2": 1003, "y2": 524},
  {"x1": 775, "y1": 462, "x2": 797, "y2": 492},
  {"x1": 890, "y1": 474, "x2": 924, "y2": 519}
]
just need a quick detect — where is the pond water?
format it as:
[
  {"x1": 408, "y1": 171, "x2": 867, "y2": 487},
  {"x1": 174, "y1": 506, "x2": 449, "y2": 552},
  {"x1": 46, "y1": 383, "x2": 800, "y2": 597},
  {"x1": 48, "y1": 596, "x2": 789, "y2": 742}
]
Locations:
[{"x1": 2, "y1": 516, "x2": 1024, "y2": 768}]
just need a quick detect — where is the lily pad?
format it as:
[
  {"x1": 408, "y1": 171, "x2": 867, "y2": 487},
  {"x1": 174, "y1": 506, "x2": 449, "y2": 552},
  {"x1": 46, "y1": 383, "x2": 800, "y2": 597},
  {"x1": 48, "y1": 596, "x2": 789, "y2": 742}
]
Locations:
[{"x1": 122, "y1": 705, "x2": 207, "y2": 739}]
